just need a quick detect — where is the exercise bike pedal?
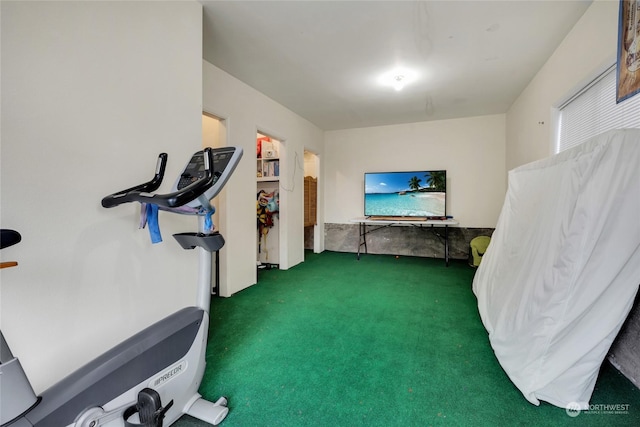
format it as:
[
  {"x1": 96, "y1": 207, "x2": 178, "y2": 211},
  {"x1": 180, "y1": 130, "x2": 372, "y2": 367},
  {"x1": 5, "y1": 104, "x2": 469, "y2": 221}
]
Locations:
[{"x1": 124, "y1": 388, "x2": 173, "y2": 427}]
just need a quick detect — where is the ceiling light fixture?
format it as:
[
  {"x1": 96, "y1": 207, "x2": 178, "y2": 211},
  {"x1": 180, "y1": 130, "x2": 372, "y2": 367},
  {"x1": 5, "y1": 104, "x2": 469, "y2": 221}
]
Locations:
[
  {"x1": 393, "y1": 75, "x2": 405, "y2": 91},
  {"x1": 378, "y1": 67, "x2": 418, "y2": 91}
]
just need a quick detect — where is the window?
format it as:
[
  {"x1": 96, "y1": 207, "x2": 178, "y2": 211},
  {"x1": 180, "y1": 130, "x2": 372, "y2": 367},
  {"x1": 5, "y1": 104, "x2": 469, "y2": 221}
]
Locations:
[{"x1": 556, "y1": 64, "x2": 640, "y2": 153}]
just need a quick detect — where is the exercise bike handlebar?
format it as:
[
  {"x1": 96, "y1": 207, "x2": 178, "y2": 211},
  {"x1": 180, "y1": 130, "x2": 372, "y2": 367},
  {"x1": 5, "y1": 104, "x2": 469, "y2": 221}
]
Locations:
[
  {"x1": 1, "y1": 229, "x2": 21, "y2": 250},
  {"x1": 101, "y1": 148, "x2": 216, "y2": 209},
  {"x1": 101, "y1": 152, "x2": 167, "y2": 208},
  {"x1": 0, "y1": 229, "x2": 21, "y2": 269}
]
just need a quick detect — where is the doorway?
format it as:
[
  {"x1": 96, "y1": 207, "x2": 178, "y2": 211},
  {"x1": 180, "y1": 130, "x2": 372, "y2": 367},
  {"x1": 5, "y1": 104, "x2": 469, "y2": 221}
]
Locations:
[
  {"x1": 201, "y1": 112, "x2": 226, "y2": 295},
  {"x1": 256, "y1": 132, "x2": 282, "y2": 270},
  {"x1": 304, "y1": 150, "x2": 319, "y2": 255},
  {"x1": 202, "y1": 112, "x2": 226, "y2": 233}
]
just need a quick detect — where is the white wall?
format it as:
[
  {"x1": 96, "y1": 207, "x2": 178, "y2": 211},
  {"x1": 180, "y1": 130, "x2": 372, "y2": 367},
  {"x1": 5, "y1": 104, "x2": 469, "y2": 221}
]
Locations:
[
  {"x1": 324, "y1": 114, "x2": 506, "y2": 228},
  {"x1": 506, "y1": 0, "x2": 618, "y2": 170},
  {"x1": 202, "y1": 61, "x2": 324, "y2": 296},
  {"x1": 0, "y1": 1, "x2": 202, "y2": 393}
]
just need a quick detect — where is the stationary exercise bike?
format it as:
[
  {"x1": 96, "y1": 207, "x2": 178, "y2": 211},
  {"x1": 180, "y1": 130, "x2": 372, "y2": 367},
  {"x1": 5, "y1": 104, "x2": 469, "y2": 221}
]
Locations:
[{"x1": 0, "y1": 146, "x2": 242, "y2": 427}]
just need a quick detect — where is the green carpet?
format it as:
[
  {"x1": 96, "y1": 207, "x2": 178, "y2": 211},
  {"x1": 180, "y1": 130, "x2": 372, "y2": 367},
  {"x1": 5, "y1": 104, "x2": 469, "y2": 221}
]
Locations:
[{"x1": 175, "y1": 251, "x2": 640, "y2": 426}]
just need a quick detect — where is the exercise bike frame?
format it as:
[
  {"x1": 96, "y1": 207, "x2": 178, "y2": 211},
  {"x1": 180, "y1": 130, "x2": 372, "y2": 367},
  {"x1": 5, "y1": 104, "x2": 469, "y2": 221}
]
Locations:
[{"x1": 0, "y1": 146, "x2": 243, "y2": 427}]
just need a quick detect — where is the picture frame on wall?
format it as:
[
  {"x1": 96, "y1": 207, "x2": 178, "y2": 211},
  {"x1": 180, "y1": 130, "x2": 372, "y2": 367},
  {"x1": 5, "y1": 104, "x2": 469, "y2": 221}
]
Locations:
[{"x1": 617, "y1": 0, "x2": 640, "y2": 103}]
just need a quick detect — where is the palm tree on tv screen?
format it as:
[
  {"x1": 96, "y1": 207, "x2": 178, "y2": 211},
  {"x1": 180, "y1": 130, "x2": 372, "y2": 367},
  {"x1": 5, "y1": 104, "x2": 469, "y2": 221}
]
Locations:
[
  {"x1": 408, "y1": 176, "x2": 422, "y2": 191},
  {"x1": 426, "y1": 171, "x2": 446, "y2": 191}
]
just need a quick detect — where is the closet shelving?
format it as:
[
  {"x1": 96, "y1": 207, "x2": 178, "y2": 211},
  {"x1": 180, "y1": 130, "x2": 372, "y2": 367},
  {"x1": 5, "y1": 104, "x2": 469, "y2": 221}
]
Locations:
[
  {"x1": 256, "y1": 135, "x2": 280, "y2": 270},
  {"x1": 257, "y1": 136, "x2": 279, "y2": 182}
]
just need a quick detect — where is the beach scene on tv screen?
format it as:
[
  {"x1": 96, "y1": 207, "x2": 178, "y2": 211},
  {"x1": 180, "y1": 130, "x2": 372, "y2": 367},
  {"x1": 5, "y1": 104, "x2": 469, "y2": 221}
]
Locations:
[{"x1": 365, "y1": 171, "x2": 446, "y2": 217}]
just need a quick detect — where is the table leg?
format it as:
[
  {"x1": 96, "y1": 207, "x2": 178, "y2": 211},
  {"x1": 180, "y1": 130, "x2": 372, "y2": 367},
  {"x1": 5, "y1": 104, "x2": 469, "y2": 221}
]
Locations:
[
  {"x1": 445, "y1": 226, "x2": 449, "y2": 267},
  {"x1": 357, "y1": 222, "x2": 367, "y2": 260}
]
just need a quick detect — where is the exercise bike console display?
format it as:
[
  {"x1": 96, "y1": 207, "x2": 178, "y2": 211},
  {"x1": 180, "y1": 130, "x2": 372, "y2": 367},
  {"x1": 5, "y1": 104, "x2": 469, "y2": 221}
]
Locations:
[
  {"x1": 176, "y1": 149, "x2": 236, "y2": 190},
  {"x1": 172, "y1": 147, "x2": 240, "y2": 209},
  {"x1": 177, "y1": 151, "x2": 209, "y2": 190}
]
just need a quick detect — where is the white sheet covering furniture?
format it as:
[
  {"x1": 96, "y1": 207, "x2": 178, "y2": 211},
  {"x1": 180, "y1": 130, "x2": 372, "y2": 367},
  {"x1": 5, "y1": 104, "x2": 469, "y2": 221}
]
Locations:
[{"x1": 473, "y1": 129, "x2": 640, "y2": 409}]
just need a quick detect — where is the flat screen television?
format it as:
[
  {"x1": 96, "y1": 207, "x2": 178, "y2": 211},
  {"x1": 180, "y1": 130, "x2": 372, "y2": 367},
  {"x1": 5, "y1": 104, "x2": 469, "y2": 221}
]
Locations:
[{"x1": 364, "y1": 170, "x2": 446, "y2": 219}]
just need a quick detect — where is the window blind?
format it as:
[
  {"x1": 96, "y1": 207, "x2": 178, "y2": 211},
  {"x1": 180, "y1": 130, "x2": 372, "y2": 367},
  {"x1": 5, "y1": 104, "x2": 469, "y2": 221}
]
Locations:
[{"x1": 557, "y1": 65, "x2": 640, "y2": 153}]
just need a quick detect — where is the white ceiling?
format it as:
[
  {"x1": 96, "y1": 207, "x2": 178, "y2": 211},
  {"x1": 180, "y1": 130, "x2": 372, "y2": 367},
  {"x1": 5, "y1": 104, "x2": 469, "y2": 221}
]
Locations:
[{"x1": 201, "y1": 1, "x2": 592, "y2": 131}]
